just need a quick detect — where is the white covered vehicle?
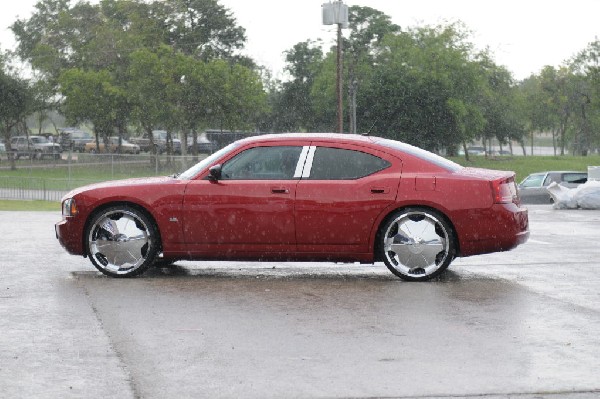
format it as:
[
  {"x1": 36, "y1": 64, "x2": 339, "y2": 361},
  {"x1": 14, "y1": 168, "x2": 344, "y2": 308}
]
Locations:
[{"x1": 547, "y1": 167, "x2": 600, "y2": 209}]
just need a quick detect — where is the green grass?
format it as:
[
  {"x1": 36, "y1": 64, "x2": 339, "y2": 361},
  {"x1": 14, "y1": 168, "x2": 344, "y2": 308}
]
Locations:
[
  {"x1": 450, "y1": 155, "x2": 600, "y2": 182},
  {"x1": 0, "y1": 199, "x2": 60, "y2": 212}
]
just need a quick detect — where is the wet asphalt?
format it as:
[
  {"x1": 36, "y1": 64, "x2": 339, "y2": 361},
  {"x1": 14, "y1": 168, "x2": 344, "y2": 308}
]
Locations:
[{"x1": 1, "y1": 205, "x2": 600, "y2": 399}]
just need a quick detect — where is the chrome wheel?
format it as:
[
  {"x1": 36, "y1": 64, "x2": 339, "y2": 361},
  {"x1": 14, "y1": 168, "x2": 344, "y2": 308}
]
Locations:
[
  {"x1": 380, "y1": 208, "x2": 455, "y2": 281},
  {"x1": 86, "y1": 206, "x2": 158, "y2": 277}
]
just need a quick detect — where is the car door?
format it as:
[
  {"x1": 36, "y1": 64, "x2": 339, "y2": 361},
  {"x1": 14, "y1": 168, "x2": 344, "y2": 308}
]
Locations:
[
  {"x1": 182, "y1": 144, "x2": 304, "y2": 255},
  {"x1": 295, "y1": 144, "x2": 401, "y2": 254}
]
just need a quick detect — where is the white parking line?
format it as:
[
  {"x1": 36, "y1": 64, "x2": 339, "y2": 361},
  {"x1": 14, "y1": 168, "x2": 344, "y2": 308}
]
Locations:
[{"x1": 527, "y1": 239, "x2": 551, "y2": 245}]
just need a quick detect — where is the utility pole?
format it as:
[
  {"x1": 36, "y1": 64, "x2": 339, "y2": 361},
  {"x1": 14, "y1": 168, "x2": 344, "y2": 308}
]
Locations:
[
  {"x1": 348, "y1": 78, "x2": 357, "y2": 134},
  {"x1": 322, "y1": 1, "x2": 348, "y2": 133},
  {"x1": 336, "y1": 22, "x2": 343, "y2": 133}
]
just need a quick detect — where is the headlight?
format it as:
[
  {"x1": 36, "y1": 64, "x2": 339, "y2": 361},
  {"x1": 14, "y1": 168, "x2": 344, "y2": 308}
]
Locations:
[{"x1": 62, "y1": 198, "x2": 78, "y2": 217}]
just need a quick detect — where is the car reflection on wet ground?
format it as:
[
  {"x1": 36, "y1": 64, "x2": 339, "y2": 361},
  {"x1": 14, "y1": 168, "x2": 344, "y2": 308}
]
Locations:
[{"x1": 2, "y1": 205, "x2": 600, "y2": 398}]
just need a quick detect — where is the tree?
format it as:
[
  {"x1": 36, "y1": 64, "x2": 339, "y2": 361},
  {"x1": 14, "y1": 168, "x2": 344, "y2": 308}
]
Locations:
[
  {"x1": 536, "y1": 66, "x2": 575, "y2": 155},
  {"x1": 126, "y1": 46, "x2": 178, "y2": 157},
  {"x1": 272, "y1": 40, "x2": 324, "y2": 132},
  {"x1": 12, "y1": 0, "x2": 250, "y2": 75},
  {"x1": 477, "y1": 59, "x2": 526, "y2": 157},
  {"x1": 59, "y1": 68, "x2": 128, "y2": 151},
  {"x1": 570, "y1": 39, "x2": 600, "y2": 155},
  {"x1": 360, "y1": 23, "x2": 487, "y2": 153},
  {"x1": 176, "y1": 55, "x2": 267, "y2": 155},
  {"x1": 0, "y1": 69, "x2": 32, "y2": 170},
  {"x1": 161, "y1": 0, "x2": 248, "y2": 62}
]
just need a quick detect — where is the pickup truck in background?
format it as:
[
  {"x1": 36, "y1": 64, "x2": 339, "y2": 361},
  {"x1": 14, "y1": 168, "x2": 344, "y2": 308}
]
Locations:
[
  {"x1": 129, "y1": 130, "x2": 182, "y2": 154},
  {"x1": 58, "y1": 128, "x2": 93, "y2": 152},
  {"x1": 10, "y1": 135, "x2": 62, "y2": 160}
]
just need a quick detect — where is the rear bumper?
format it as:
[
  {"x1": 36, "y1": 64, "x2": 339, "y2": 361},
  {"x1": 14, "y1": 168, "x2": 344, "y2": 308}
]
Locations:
[{"x1": 457, "y1": 203, "x2": 529, "y2": 257}]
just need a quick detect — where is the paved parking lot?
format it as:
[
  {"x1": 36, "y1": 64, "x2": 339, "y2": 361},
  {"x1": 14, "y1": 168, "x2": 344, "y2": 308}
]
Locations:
[{"x1": 1, "y1": 205, "x2": 600, "y2": 398}]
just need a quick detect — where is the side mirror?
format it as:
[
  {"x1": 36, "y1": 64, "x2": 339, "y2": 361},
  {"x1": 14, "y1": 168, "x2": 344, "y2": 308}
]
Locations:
[{"x1": 208, "y1": 164, "x2": 222, "y2": 181}]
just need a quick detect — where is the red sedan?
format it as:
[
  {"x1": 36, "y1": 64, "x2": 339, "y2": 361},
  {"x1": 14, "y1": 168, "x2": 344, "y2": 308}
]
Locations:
[{"x1": 55, "y1": 133, "x2": 529, "y2": 281}]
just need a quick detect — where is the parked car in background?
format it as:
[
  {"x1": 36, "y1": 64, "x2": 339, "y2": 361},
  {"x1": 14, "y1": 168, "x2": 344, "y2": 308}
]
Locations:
[
  {"x1": 466, "y1": 146, "x2": 486, "y2": 156},
  {"x1": 10, "y1": 135, "x2": 62, "y2": 160},
  {"x1": 58, "y1": 128, "x2": 93, "y2": 152},
  {"x1": 187, "y1": 135, "x2": 216, "y2": 154},
  {"x1": 129, "y1": 130, "x2": 181, "y2": 154},
  {"x1": 518, "y1": 171, "x2": 588, "y2": 204},
  {"x1": 85, "y1": 137, "x2": 140, "y2": 154},
  {"x1": 56, "y1": 133, "x2": 529, "y2": 281}
]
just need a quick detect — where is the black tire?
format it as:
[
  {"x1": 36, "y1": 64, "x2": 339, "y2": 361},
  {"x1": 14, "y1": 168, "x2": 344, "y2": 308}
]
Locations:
[
  {"x1": 85, "y1": 205, "x2": 159, "y2": 277},
  {"x1": 377, "y1": 207, "x2": 456, "y2": 281},
  {"x1": 152, "y1": 258, "x2": 179, "y2": 268}
]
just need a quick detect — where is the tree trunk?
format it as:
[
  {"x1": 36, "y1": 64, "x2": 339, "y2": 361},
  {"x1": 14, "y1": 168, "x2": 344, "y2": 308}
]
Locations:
[{"x1": 461, "y1": 141, "x2": 470, "y2": 162}]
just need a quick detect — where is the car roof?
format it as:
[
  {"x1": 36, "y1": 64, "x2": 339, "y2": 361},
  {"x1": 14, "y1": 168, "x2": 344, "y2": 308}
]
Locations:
[
  {"x1": 535, "y1": 171, "x2": 587, "y2": 175},
  {"x1": 236, "y1": 133, "x2": 379, "y2": 145},
  {"x1": 234, "y1": 133, "x2": 428, "y2": 153}
]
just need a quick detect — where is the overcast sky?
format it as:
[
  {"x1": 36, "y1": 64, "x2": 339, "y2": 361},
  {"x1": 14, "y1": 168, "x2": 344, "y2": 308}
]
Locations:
[{"x1": 2, "y1": 0, "x2": 599, "y2": 80}]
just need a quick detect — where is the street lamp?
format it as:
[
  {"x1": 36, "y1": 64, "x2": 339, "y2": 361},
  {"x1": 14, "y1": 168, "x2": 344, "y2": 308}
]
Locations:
[{"x1": 322, "y1": 1, "x2": 348, "y2": 133}]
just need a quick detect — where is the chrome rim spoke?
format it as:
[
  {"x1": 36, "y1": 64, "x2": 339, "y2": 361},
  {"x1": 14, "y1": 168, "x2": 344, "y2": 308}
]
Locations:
[
  {"x1": 89, "y1": 210, "x2": 152, "y2": 275},
  {"x1": 384, "y1": 212, "x2": 449, "y2": 277}
]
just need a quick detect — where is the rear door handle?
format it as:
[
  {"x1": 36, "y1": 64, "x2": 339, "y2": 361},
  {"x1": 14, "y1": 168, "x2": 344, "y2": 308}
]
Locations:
[
  {"x1": 370, "y1": 187, "x2": 389, "y2": 194},
  {"x1": 271, "y1": 187, "x2": 289, "y2": 194}
]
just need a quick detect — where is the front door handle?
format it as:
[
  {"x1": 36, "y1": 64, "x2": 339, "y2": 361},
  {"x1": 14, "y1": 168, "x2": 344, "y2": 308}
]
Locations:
[
  {"x1": 370, "y1": 187, "x2": 389, "y2": 194},
  {"x1": 271, "y1": 187, "x2": 289, "y2": 194}
]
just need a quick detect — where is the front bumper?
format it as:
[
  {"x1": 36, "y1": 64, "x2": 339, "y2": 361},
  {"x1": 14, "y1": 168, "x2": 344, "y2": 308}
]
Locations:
[{"x1": 55, "y1": 218, "x2": 85, "y2": 256}]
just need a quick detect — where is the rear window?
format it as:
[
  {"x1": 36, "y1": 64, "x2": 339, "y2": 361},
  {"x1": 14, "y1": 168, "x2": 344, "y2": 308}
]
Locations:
[{"x1": 375, "y1": 137, "x2": 462, "y2": 172}]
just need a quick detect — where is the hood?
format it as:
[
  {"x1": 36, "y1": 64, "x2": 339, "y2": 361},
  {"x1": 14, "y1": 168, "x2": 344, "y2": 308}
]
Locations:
[
  {"x1": 64, "y1": 176, "x2": 175, "y2": 198},
  {"x1": 39, "y1": 142, "x2": 61, "y2": 148}
]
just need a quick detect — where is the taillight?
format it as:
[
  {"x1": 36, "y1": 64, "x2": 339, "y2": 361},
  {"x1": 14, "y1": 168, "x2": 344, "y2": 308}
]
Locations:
[{"x1": 492, "y1": 177, "x2": 518, "y2": 204}]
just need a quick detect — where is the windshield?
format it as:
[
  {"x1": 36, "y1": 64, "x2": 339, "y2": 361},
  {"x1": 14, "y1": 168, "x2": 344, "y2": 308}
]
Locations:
[
  {"x1": 153, "y1": 131, "x2": 167, "y2": 140},
  {"x1": 177, "y1": 142, "x2": 239, "y2": 180},
  {"x1": 31, "y1": 137, "x2": 49, "y2": 144}
]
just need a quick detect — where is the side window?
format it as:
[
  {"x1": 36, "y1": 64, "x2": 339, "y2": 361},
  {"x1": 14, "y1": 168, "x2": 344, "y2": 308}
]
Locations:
[
  {"x1": 563, "y1": 173, "x2": 587, "y2": 184},
  {"x1": 308, "y1": 147, "x2": 390, "y2": 180},
  {"x1": 221, "y1": 146, "x2": 302, "y2": 180},
  {"x1": 543, "y1": 173, "x2": 559, "y2": 186},
  {"x1": 521, "y1": 174, "x2": 544, "y2": 188}
]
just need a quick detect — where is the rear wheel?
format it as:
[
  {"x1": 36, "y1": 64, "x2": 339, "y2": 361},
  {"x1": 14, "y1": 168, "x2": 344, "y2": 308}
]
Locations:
[
  {"x1": 378, "y1": 208, "x2": 456, "y2": 281},
  {"x1": 85, "y1": 205, "x2": 159, "y2": 277}
]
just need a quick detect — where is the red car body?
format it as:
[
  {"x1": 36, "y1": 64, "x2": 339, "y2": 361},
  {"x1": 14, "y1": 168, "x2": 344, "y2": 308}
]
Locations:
[{"x1": 56, "y1": 133, "x2": 529, "y2": 280}]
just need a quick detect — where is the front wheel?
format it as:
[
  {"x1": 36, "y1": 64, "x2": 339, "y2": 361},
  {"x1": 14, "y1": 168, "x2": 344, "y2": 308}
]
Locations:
[
  {"x1": 85, "y1": 205, "x2": 159, "y2": 277},
  {"x1": 377, "y1": 208, "x2": 456, "y2": 281}
]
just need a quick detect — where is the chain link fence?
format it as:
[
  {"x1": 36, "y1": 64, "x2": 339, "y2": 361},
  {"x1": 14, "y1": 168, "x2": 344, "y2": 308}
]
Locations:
[{"x1": 0, "y1": 151, "x2": 206, "y2": 202}]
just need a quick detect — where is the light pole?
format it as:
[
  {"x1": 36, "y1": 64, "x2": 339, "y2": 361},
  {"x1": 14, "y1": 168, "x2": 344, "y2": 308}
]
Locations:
[{"x1": 322, "y1": 1, "x2": 348, "y2": 133}]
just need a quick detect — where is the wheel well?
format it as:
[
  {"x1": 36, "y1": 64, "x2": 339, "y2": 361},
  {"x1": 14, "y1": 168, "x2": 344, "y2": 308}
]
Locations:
[
  {"x1": 82, "y1": 201, "x2": 163, "y2": 255},
  {"x1": 374, "y1": 205, "x2": 460, "y2": 260}
]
